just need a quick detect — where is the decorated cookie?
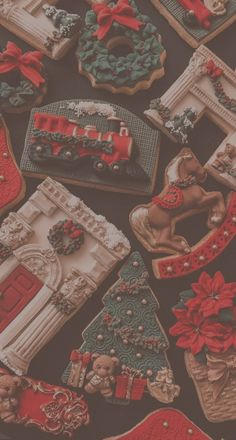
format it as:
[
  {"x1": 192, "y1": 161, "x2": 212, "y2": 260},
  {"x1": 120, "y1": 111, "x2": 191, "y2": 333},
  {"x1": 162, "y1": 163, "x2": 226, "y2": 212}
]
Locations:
[
  {"x1": 149, "y1": 0, "x2": 236, "y2": 47},
  {"x1": 0, "y1": 177, "x2": 130, "y2": 375},
  {"x1": 0, "y1": 115, "x2": 25, "y2": 216},
  {"x1": 206, "y1": 134, "x2": 236, "y2": 190},
  {"x1": 103, "y1": 408, "x2": 213, "y2": 439},
  {"x1": 77, "y1": 0, "x2": 166, "y2": 94},
  {"x1": 170, "y1": 271, "x2": 236, "y2": 422},
  {"x1": 20, "y1": 99, "x2": 160, "y2": 195},
  {"x1": 0, "y1": 367, "x2": 89, "y2": 435},
  {"x1": 145, "y1": 46, "x2": 236, "y2": 147},
  {"x1": 0, "y1": 2, "x2": 81, "y2": 60},
  {"x1": 0, "y1": 42, "x2": 47, "y2": 113},
  {"x1": 130, "y1": 148, "x2": 236, "y2": 279},
  {"x1": 62, "y1": 252, "x2": 180, "y2": 405}
]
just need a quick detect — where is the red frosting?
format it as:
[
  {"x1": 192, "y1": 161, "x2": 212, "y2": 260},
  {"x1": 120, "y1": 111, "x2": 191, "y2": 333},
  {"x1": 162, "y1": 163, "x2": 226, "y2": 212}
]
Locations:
[{"x1": 106, "y1": 408, "x2": 212, "y2": 439}]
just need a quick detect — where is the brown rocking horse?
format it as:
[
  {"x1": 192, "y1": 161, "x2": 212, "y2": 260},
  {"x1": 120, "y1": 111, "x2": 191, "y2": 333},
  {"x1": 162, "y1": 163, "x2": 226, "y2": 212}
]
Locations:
[{"x1": 130, "y1": 148, "x2": 226, "y2": 255}]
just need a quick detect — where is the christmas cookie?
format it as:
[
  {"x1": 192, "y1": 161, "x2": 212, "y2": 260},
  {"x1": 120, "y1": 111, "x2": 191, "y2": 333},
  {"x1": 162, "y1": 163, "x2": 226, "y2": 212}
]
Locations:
[
  {"x1": 170, "y1": 271, "x2": 236, "y2": 422},
  {"x1": 77, "y1": 0, "x2": 166, "y2": 94},
  {"x1": 0, "y1": 42, "x2": 47, "y2": 114},
  {"x1": 130, "y1": 148, "x2": 236, "y2": 279},
  {"x1": 149, "y1": 0, "x2": 236, "y2": 47},
  {"x1": 0, "y1": 177, "x2": 130, "y2": 375},
  {"x1": 0, "y1": 2, "x2": 81, "y2": 60},
  {"x1": 0, "y1": 367, "x2": 89, "y2": 435},
  {"x1": 103, "y1": 408, "x2": 213, "y2": 439},
  {"x1": 20, "y1": 99, "x2": 160, "y2": 196},
  {"x1": 62, "y1": 252, "x2": 180, "y2": 405},
  {"x1": 0, "y1": 115, "x2": 25, "y2": 216},
  {"x1": 145, "y1": 46, "x2": 236, "y2": 146},
  {"x1": 205, "y1": 133, "x2": 236, "y2": 190}
]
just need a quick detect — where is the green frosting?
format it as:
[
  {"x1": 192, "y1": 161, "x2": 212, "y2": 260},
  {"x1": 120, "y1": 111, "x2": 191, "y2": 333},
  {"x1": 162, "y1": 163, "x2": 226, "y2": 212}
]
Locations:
[
  {"x1": 78, "y1": 0, "x2": 165, "y2": 87},
  {"x1": 0, "y1": 75, "x2": 46, "y2": 110}
]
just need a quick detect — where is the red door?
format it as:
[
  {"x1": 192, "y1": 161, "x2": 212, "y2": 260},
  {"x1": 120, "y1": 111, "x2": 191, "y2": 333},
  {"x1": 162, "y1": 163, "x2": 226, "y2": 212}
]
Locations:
[{"x1": 0, "y1": 265, "x2": 43, "y2": 332}]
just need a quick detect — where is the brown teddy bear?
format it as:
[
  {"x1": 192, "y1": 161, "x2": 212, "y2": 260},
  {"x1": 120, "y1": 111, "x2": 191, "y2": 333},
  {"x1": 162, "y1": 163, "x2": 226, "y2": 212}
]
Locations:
[
  {"x1": 85, "y1": 354, "x2": 119, "y2": 398},
  {"x1": 0, "y1": 373, "x2": 22, "y2": 423}
]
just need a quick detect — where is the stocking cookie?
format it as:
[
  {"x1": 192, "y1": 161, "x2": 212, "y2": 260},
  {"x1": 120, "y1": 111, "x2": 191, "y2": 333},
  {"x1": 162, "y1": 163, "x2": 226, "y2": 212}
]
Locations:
[
  {"x1": 0, "y1": 368, "x2": 89, "y2": 435},
  {"x1": 145, "y1": 46, "x2": 236, "y2": 146},
  {"x1": 62, "y1": 252, "x2": 180, "y2": 405},
  {"x1": 103, "y1": 408, "x2": 213, "y2": 439},
  {"x1": 77, "y1": 0, "x2": 166, "y2": 94},
  {"x1": 0, "y1": 2, "x2": 81, "y2": 60},
  {"x1": 170, "y1": 271, "x2": 236, "y2": 422},
  {"x1": 0, "y1": 42, "x2": 47, "y2": 113},
  {"x1": 130, "y1": 148, "x2": 236, "y2": 279},
  {"x1": 149, "y1": 0, "x2": 235, "y2": 47},
  {"x1": 0, "y1": 115, "x2": 25, "y2": 217},
  {"x1": 0, "y1": 177, "x2": 130, "y2": 375},
  {"x1": 20, "y1": 99, "x2": 160, "y2": 196}
]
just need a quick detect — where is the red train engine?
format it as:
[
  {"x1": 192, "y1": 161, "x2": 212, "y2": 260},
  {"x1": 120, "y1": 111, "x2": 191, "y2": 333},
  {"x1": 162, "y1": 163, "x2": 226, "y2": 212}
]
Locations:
[{"x1": 29, "y1": 112, "x2": 147, "y2": 180}]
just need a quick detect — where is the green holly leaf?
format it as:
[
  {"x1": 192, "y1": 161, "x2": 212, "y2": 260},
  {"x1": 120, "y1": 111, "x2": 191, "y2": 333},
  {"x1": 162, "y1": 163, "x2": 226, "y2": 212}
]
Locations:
[{"x1": 219, "y1": 308, "x2": 234, "y2": 323}]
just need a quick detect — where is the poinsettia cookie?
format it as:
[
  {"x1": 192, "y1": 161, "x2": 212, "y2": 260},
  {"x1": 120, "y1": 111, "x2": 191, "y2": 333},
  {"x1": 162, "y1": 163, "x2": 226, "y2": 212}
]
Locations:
[
  {"x1": 104, "y1": 408, "x2": 213, "y2": 439},
  {"x1": 170, "y1": 271, "x2": 236, "y2": 422},
  {"x1": 0, "y1": 42, "x2": 47, "y2": 113},
  {"x1": 0, "y1": 368, "x2": 89, "y2": 435},
  {"x1": 77, "y1": 0, "x2": 166, "y2": 94}
]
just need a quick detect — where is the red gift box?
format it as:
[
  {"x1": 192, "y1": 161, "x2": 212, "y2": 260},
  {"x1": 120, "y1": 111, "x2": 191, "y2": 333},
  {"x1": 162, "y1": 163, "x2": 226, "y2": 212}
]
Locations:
[{"x1": 115, "y1": 375, "x2": 146, "y2": 401}]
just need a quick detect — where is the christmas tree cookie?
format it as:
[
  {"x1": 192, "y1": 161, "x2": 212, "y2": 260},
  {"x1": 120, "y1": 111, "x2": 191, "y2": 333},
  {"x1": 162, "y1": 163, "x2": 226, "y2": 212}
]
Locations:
[{"x1": 62, "y1": 252, "x2": 180, "y2": 405}]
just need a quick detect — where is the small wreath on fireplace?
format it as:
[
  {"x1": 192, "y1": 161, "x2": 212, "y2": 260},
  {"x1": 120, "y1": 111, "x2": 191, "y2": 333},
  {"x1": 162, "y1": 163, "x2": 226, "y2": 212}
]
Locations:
[{"x1": 48, "y1": 219, "x2": 85, "y2": 255}]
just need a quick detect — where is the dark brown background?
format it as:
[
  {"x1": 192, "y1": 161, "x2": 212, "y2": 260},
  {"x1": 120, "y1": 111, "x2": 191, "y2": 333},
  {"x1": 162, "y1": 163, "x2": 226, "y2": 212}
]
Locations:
[{"x1": 0, "y1": 1, "x2": 235, "y2": 439}]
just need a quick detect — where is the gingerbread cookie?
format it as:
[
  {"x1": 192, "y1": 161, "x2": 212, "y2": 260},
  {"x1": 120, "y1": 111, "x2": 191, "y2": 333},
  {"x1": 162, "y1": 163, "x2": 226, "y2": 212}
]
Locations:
[
  {"x1": 170, "y1": 271, "x2": 236, "y2": 422},
  {"x1": 103, "y1": 408, "x2": 213, "y2": 439},
  {"x1": 149, "y1": 0, "x2": 236, "y2": 47},
  {"x1": 0, "y1": 42, "x2": 47, "y2": 113},
  {"x1": 62, "y1": 252, "x2": 180, "y2": 405},
  {"x1": 0, "y1": 177, "x2": 130, "y2": 375},
  {"x1": 145, "y1": 46, "x2": 236, "y2": 147},
  {"x1": 0, "y1": 2, "x2": 81, "y2": 60},
  {"x1": 0, "y1": 367, "x2": 89, "y2": 435},
  {"x1": 77, "y1": 0, "x2": 166, "y2": 94},
  {"x1": 20, "y1": 99, "x2": 160, "y2": 196},
  {"x1": 0, "y1": 115, "x2": 25, "y2": 216},
  {"x1": 130, "y1": 148, "x2": 236, "y2": 279}
]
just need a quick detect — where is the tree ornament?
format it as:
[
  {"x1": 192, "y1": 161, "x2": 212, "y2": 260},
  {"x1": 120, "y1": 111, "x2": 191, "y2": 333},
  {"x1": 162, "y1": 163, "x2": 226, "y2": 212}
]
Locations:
[{"x1": 62, "y1": 252, "x2": 180, "y2": 405}]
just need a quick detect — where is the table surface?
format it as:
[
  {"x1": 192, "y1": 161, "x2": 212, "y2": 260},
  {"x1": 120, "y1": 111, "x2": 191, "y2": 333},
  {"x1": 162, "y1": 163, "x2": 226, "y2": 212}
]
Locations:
[{"x1": 0, "y1": 1, "x2": 235, "y2": 440}]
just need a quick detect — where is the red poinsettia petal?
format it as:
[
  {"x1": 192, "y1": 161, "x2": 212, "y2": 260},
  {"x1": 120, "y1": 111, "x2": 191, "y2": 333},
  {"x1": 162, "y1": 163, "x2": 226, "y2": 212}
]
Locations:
[
  {"x1": 190, "y1": 334, "x2": 205, "y2": 355},
  {"x1": 212, "y1": 271, "x2": 225, "y2": 294},
  {"x1": 169, "y1": 321, "x2": 193, "y2": 336},
  {"x1": 200, "y1": 298, "x2": 217, "y2": 318},
  {"x1": 172, "y1": 308, "x2": 190, "y2": 321},
  {"x1": 185, "y1": 297, "x2": 201, "y2": 313}
]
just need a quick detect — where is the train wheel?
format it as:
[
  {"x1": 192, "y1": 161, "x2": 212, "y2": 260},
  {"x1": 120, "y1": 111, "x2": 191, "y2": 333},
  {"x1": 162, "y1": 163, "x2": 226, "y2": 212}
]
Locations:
[
  {"x1": 29, "y1": 142, "x2": 52, "y2": 162},
  {"x1": 93, "y1": 159, "x2": 107, "y2": 174}
]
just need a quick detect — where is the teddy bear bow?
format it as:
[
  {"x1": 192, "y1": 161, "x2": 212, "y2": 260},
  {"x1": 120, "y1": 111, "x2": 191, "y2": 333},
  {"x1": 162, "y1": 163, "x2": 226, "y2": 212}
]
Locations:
[
  {"x1": 207, "y1": 352, "x2": 236, "y2": 400},
  {"x1": 93, "y1": 0, "x2": 143, "y2": 40},
  {"x1": 0, "y1": 42, "x2": 45, "y2": 88}
]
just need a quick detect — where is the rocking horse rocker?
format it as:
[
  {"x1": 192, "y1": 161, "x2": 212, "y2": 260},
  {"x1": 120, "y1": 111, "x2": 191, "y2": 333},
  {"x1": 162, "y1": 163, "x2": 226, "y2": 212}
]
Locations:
[{"x1": 130, "y1": 148, "x2": 236, "y2": 279}]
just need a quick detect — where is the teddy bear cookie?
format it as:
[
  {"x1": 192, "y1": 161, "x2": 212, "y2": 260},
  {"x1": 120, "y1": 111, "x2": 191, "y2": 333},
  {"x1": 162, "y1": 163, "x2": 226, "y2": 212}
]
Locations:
[
  {"x1": 0, "y1": 368, "x2": 89, "y2": 435},
  {"x1": 84, "y1": 354, "x2": 119, "y2": 397},
  {"x1": 0, "y1": 42, "x2": 47, "y2": 113},
  {"x1": 77, "y1": 0, "x2": 166, "y2": 94}
]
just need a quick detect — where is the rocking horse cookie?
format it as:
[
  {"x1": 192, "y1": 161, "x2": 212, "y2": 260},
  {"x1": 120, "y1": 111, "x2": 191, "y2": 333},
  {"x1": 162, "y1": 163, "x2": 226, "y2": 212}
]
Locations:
[
  {"x1": 0, "y1": 115, "x2": 25, "y2": 217},
  {"x1": 77, "y1": 0, "x2": 166, "y2": 94},
  {"x1": 130, "y1": 148, "x2": 236, "y2": 279},
  {"x1": 149, "y1": 0, "x2": 236, "y2": 47},
  {"x1": 0, "y1": 1, "x2": 81, "y2": 60},
  {"x1": 0, "y1": 42, "x2": 47, "y2": 114}
]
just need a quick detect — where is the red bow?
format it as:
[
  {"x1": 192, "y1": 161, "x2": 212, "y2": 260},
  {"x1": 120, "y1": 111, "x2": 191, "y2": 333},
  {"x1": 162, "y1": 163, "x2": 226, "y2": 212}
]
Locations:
[
  {"x1": 0, "y1": 42, "x2": 45, "y2": 88},
  {"x1": 93, "y1": 0, "x2": 143, "y2": 40},
  {"x1": 206, "y1": 59, "x2": 223, "y2": 79}
]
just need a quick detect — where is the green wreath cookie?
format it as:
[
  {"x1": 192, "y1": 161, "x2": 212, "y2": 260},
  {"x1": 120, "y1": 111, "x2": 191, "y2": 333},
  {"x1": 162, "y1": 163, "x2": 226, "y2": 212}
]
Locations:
[
  {"x1": 48, "y1": 219, "x2": 85, "y2": 256},
  {"x1": 0, "y1": 42, "x2": 47, "y2": 114},
  {"x1": 77, "y1": 0, "x2": 166, "y2": 94}
]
